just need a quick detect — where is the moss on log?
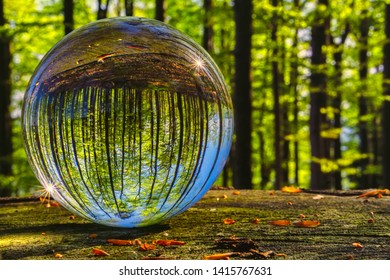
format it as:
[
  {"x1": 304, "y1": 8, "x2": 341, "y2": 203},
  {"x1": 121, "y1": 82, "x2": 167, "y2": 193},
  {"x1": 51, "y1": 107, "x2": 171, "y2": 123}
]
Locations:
[{"x1": 0, "y1": 190, "x2": 389, "y2": 260}]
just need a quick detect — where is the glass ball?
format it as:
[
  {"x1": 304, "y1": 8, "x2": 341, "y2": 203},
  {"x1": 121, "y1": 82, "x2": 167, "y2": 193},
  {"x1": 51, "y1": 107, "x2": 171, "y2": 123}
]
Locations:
[{"x1": 22, "y1": 17, "x2": 233, "y2": 228}]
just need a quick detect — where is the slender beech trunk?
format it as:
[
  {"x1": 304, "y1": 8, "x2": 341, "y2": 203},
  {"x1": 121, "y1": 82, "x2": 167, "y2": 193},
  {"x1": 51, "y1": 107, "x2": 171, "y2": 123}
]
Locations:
[
  {"x1": 233, "y1": 0, "x2": 253, "y2": 189},
  {"x1": 64, "y1": 0, "x2": 74, "y2": 35},
  {"x1": 271, "y1": 0, "x2": 282, "y2": 189},
  {"x1": 309, "y1": 0, "x2": 330, "y2": 189},
  {"x1": 125, "y1": 0, "x2": 134, "y2": 16},
  {"x1": 382, "y1": 4, "x2": 390, "y2": 186},
  {"x1": 203, "y1": 0, "x2": 213, "y2": 53},
  {"x1": 358, "y1": 10, "x2": 370, "y2": 188},
  {"x1": 291, "y1": 0, "x2": 300, "y2": 185},
  {"x1": 0, "y1": 0, "x2": 13, "y2": 196},
  {"x1": 155, "y1": 0, "x2": 164, "y2": 22},
  {"x1": 97, "y1": 0, "x2": 110, "y2": 19}
]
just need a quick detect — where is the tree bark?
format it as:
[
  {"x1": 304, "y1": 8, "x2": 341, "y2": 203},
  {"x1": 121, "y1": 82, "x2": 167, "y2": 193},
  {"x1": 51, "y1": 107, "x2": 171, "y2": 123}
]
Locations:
[
  {"x1": 124, "y1": 0, "x2": 134, "y2": 16},
  {"x1": 203, "y1": 0, "x2": 213, "y2": 53},
  {"x1": 0, "y1": 0, "x2": 13, "y2": 178},
  {"x1": 309, "y1": 0, "x2": 330, "y2": 190},
  {"x1": 291, "y1": 0, "x2": 300, "y2": 186},
  {"x1": 155, "y1": 0, "x2": 164, "y2": 22},
  {"x1": 97, "y1": 0, "x2": 110, "y2": 20},
  {"x1": 64, "y1": 0, "x2": 74, "y2": 35},
  {"x1": 382, "y1": 4, "x2": 390, "y2": 186},
  {"x1": 271, "y1": 0, "x2": 282, "y2": 189},
  {"x1": 233, "y1": 0, "x2": 253, "y2": 189},
  {"x1": 358, "y1": 10, "x2": 370, "y2": 188}
]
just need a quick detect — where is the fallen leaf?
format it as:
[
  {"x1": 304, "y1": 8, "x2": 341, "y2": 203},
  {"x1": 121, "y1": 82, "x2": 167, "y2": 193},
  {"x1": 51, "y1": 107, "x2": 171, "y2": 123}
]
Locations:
[
  {"x1": 275, "y1": 253, "x2": 288, "y2": 259},
  {"x1": 251, "y1": 218, "x2": 261, "y2": 224},
  {"x1": 268, "y1": 220, "x2": 291, "y2": 227},
  {"x1": 155, "y1": 240, "x2": 186, "y2": 246},
  {"x1": 287, "y1": 201, "x2": 293, "y2": 206},
  {"x1": 223, "y1": 218, "x2": 236, "y2": 225},
  {"x1": 356, "y1": 189, "x2": 390, "y2": 199},
  {"x1": 107, "y1": 239, "x2": 134, "y2": 246},
  {"x1": 367, "y1": 218, "x2": 375, "y2": 223},
  {"x1": 88, "y1": 233, "x2": 97, "y2": 239},
  {"x1": 312, "y1": 195, "x2": 324, "y2": 200},
  {"x1": 41, "y1": 232, "x2": 46, "y2": 236},
  {"x1": 54, "y1": 253, "x2": 63, "y2": 258},
  {"x1": 92, "y1": 248, "x2": 110, "y2": 256},
  {"x1": 50, "y1": 201, "x2": 60, "y2": 207},
  {"x1": 269, "y1": 191, "x2": 275, "y2": 196},
  {"x1": 203, "y1": 252, "x2": 237, "y2": 260},
  {"x1": 299, "y1": 214, "x2": 306, "y2": 219},
  {"x1": 139, "y1": 243, "x2": 156, "y2": 251},
  {"x1": 281, "y1": 186, "x2": 302, "y2": 193},
  {"x1": 232, "y1": 191, "x2": 241, "y2": 195},
  {"x1": 293, "y1": 220, "x2": 321, "y2": 228},
  {"x1": 133, "y1": 239, "x2": 142, "y2": 245},
  {"x1": 249, "y1": 249, "x2": 275, "y2": 258},
  {"x1": 352, "y1": 242, "x2": 363, "y2": 248},
  {"x1": 69, "y1": 215, "x2": 75, "y2": 220}
]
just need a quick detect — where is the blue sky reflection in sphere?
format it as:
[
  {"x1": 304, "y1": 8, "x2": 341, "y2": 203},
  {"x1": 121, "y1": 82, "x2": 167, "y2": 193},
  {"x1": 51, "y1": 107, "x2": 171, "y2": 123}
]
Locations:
[{"x1": 22, "y1": 17, "x2": 233, "y2": 228}]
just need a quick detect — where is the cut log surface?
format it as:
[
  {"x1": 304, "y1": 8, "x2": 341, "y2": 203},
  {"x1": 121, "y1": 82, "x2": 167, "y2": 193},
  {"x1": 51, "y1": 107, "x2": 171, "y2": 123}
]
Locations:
[{"x1": 0, "y1": 190, "x2": 389, "y2": 260}]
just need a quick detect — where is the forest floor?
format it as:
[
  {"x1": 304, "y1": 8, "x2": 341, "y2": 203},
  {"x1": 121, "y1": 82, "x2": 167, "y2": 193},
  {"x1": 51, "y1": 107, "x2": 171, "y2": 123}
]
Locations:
[{"x1": 0, "y1": 189, "x2": 389, "y2": 260}]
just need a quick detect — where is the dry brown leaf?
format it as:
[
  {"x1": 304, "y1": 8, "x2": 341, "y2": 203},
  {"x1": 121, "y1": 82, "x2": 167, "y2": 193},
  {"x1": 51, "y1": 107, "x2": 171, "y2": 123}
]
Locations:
[
  {"x1": 275, "y1": 253, "x2": 288, "y2": 259},
  {"x1": 106, "y1": 239, "x2": 134, "y2": 246},
  {"x1": 54, "y1": 253, "x2": 63, "y2": 258},
  {"x1": 293, "y1": 220, "x2": 321, "y2": 228},
  {"x1": 133, "y1": 239, "x2": 142, "y2": 245},
  {"x1": 69, "y1": 215, "x2": 76, "y2": 220},
  {"x1": 281, "y1": 186, "x2": 302, "y2": 193},
  {"x1": 223, "y1": 218, "x2": 236, "y2": 225},
  {"x1": 88, "y1": 233, "x2": 97, "y2": 239},
  {"x1": 203, "y1": 252, "x2": 237, "y2": 260},
  {"x1": 352, "y1": 242, "x2": 363, "y2": 248},
  {"x1": 232, "y1": 191, "x2": 241, "y2": 195},
  {"x1": 312, "y1": 195, "x2": 325, "y2": 200},
  {"x1": 367, "y1": 218, "x2": 375, "y2": 223},
  {"x1": 268, "y1": 220, "x2": 291, "y2": 227},
  {"x1": 155, "y1": 240, "x2": 186, "y2": 246},
  {"x1": 139, "y1": 243, "x2": 156, "y2": 251},
  {"x1": 92, "y1": 248, "x2": 110, "y2": 256},
  {"x1": 251, "y1": 218, "x2": 261, "y2": 224},
  {"x1": 299, "y1": 214, "x2": 306, "y2": 219},
  {"x1": 356, "y1": 189, "x2": 390, "y2": 198}
]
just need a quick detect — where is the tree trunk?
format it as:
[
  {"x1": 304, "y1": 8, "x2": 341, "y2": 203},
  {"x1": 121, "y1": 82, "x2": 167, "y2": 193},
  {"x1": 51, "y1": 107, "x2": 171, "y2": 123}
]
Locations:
[
  {"x1": 271, "y1": 0, "x2": 282, "y2": 189},
  {"x1": 309, "y1": 0, "x2": 330, "y2": 190},
  {"x1": 203, "y1": 0, "x2": 213, "y2": 53},
  {"x1": 358, "y1": 10, "x2": 370, "y2": 188},
  {"x1": 64, "y1": 0, "x2": 74, "y2": 35},
  {"x1": 291, "y1": 0, "x2": 300, "y2": 186},
  {"x1": 155, "y1": 0, "x2": 164, "y2": 22},
  {"x1": 124, "y1": 0, "x2": 134, "y2": 16},
  {"x1": 233, "y1": 0, "x2": 253, "y2": 189},
  {"x1": 382, "y1": 4, "x2": 390, "y2": 186},
  {"x1": 280, "y1": 34, "x2": 289, "y2": 186},
  {"x1": 97, "y1": 0, "x2": 110, "y2": 20},
  {"x1": 0, "y1": 0, "x2": 13, "y2": 178}
]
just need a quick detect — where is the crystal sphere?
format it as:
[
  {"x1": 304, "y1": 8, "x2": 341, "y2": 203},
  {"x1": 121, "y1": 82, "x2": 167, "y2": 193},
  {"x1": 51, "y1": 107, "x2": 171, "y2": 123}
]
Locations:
[{"x1": 22, "y1": 17, "x2": 233, "y2": 228}]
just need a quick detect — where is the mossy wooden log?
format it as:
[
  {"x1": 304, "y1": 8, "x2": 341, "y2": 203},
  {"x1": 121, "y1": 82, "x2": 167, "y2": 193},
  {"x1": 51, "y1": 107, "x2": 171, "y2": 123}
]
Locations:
[{"x1": 0, "y1": 190, "x2": 389, "y2": 260}]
